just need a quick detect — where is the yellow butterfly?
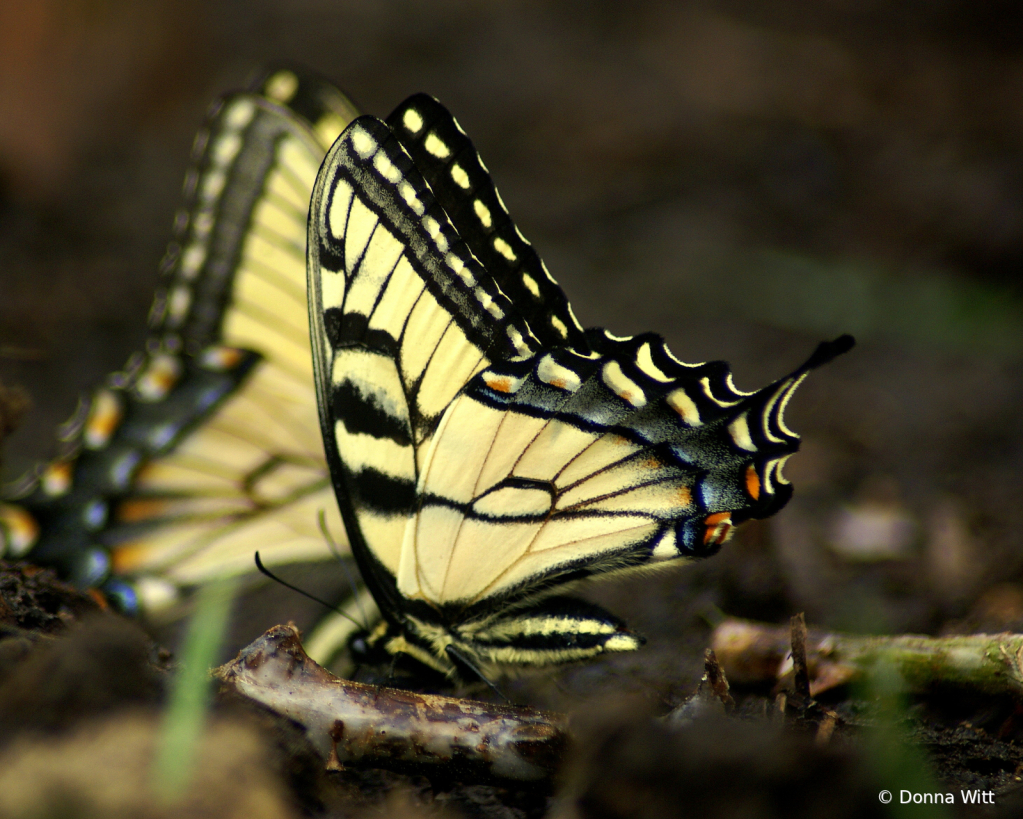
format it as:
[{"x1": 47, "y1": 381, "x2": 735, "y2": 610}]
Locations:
[{"x1": 306, "y1": 94, "x2": 854, "y2": 679}]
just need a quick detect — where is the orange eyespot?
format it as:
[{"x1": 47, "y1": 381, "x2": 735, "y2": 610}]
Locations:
[
  {"x1": 200, "y1": 345, "x2": 245, "y2": 371},
  {"x1": 745, "y1": 465, "x2": 761, "y2": 501},
  {"x1": 135, "y1": 355, "x2": 182, "y2": 402},
  {"x1": 482, "y1": 371, "x2": 522, "y2": 394},
  {"x1": 702, "y1": 512, "x2": 733, "y2": 546}
]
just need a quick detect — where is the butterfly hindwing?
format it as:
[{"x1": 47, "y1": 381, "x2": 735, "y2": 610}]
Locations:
[
  {"x1": 415, "y1": 330, "x2": 853, "y2": 612},
  {"x1": 0, "y1": 347, "x2": 260, "y2": 592}
]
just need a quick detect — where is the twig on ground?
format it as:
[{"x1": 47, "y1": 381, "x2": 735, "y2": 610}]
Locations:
[
  {"x1": 712, "y1": 617, "x2": 1023, "y2": 698},
  {"x1": 213, "y1": 624, "x2": 568, "y2": 783},
  {"x1": 703, "y1": 648, "x2": 735, "y2": 710},
  {"x1": 815, "y1": 710, "x2": 838, "y2": 746}
]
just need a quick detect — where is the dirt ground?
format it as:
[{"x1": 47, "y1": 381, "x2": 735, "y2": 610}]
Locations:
[{"x1": 2, "y1": 2, "x2": 1022, "y2": 816}]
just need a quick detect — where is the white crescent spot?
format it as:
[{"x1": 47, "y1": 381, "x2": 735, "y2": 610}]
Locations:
[
  {"x1": 602, "y1": 361, "x2": 646, "y2": 407},
  {"x1": 666, "y1": 388, "x2": 701, "y2": 426},
  {"x1": 538, "y1": 354, "x2": 581, "y2": 392},
  {"x1": 636, "y1": 342, "x2": 672, "y2": 382},
  {"x1": 728, "y1": 412, "x2": 757, "y2": 452}
]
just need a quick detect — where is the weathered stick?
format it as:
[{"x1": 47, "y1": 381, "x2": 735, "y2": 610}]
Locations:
[
  {"x1": 712, "y1": 617, "x2": 1023, "y2": 697},
  {"x1": 213, "y1": 624, "x2": 567, "y2": 782}
]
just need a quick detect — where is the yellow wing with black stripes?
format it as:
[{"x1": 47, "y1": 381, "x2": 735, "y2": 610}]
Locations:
[{"x1": 0, "y1": 69, "x2": 370, "y2": 648}]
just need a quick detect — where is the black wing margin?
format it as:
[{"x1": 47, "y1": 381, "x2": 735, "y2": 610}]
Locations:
[{"x1": 386, "y1": 95, "x2": 591, "y2": 353}]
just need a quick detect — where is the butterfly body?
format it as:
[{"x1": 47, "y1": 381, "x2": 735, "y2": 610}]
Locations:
[{"x1": 307, "y1": 98, "x2": 853, "y2": 679}]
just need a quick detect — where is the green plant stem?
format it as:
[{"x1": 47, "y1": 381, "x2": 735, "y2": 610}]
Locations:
[{"x1": 152, "y1": 578, "x2": 237, "y2": 803}]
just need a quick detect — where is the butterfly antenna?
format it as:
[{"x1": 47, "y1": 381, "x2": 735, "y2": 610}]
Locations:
[
  {"x1": 317, "y1": 508, "x2": 369, "y2": 629},
  {"x1": 445, "y1": 645, "x2": 510, "y2": 703},
  {"x1": 253, "y1": 551, "x2": 363, "y2": 629}
]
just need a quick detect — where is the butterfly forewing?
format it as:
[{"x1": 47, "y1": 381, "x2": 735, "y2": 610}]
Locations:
[
  {"x1": 117, "y1": 75, "x2": 358, "y2": 597},
  {"x1": 308, "y1": 115, "x2": 548, "y2": 613}
]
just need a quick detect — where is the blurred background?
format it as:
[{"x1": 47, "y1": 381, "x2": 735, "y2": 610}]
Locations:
[{"x1": 1, "y1": 0, "x2": 1021, "y2": 706}]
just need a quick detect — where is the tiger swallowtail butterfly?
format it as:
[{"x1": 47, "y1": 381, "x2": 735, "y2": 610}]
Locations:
[{"x1": 307, "y1": 94, "x2": 854, "y2": 679}]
